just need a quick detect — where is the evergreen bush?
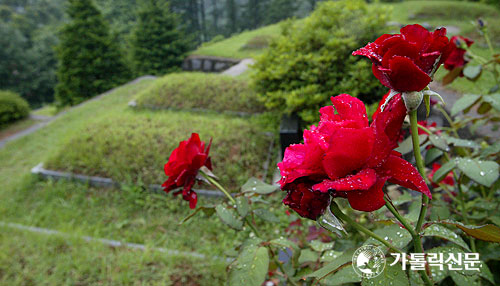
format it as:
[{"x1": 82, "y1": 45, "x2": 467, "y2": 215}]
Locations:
[
  {"x1": 131, "y1": 0, "x2": 189, "y2": 76},
  {"x1": 252, "y1": 0, "x2": 388, "y2": 123},
  {"x1": 54, "y1": 0, "x2": 130, "y2": 106},
  {"x1": 0, "y1": 91, "x2": 30, "y2": 125}
]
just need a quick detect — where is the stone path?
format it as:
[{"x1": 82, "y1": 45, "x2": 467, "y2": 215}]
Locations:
[
  {"x1": 0, "y1": 75, "x2": 156, "y2": 149},
  {"x1": 221, "y1": 58, "x2": 255, "y2": 77}
]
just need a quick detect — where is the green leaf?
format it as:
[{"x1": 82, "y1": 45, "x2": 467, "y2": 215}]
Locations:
[
  {"x1": 364, "y1": 224, "x2": 412, "y2": 253},
  {"x1": 463, "y1": 65, "x2": 482, "y2": 81},
  {"x1": 432, "y1": 160, "x2": 455, "y2": 183},
  {"x1": 320, "y1": 250, "x2": 343, "y2": 263},
  {"x1": 439, "y1": 220, "x2": 500, "y2": 242},
  {"x1": 456, "y1": 157, "x2": 499, "y2": 187},
  {"x1": 429, "y1": 134, "x2": 449, "y2": 151},
  {"x1": 443, "y1": 136, "x2": 479, "y2": 149},
  {"x1": 236, "y1": 196, "x2": 250, "y2": 218},
  {"x1": 429, "y1": 205, "x2": 451, "y2": 221},
  {"x1": 269, "y1": 238, "x2": 300, "y2": 267},
  {"x1": 392, "y1": 192, "x2": 413, "y2": 206},
  {"x1": 241, "y1": 177, "x2": 278, "y2": 194},
  {"x1": 253, "y1": 208, "x2": 280, "y2": 223},
  {"x1": 396, "y1": 134, "x2": 427, "y2": 155},
  {"x1": 310, "y1": 240, "x2": 334, "y2": 252},
  {"x1": 425, "y1": 148, "x2": 443, "y2": 165},
  {"x1": 451, "y1": 94, "x2": 481, "y2": 116},
  {"x1": 322, "y1": 266, "x2": 361, "y2": 286},
  {"x1": 483, "y1": 93, "x2": 500, "y2": 111},
  {"x1": 481, "y1": 141, "x2": 500, "y2": 158},
  {"x1": 362, "y1": 258, "x2": 409, "y2": 286},
  {"x1": 227, "y1": 245, "x2": 269, "y2": 286},
  {"x1": 298, "y1": 249, "x2": 319, "y2": 264},
  {"x1": 306, "y1": 249, "x2": 355, "y2": 281},
  {"x1": 423, "y1": 224, "x2": 470, "y2": 250},
  {"x1": 216, "y1": 204, "x2": 243, "y2": 230},
  {"x1": 477, "y1": 101, "x2": 492, "y2": 114},
  {"x1": 449, "y1": 271, "x2": 480, "y2": 286}
]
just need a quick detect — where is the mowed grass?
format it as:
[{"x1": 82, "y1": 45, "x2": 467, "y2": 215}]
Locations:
[
  {"x1": 0, "y1": 118, "x2": 37, "y2": 140},
  {"x1": 135, "y1": 72, "x2": 266, "y2": 115},
  {"x1": 191, "y1": 23, "x2": 282, "y2": 59},
  {"x1": 45, "y1": 110, "x2": 274, "y2": 190},
  {"x1": 0, "y1": 226, "x2": 226, "y2": 286},
  {"x1": 0, "y1": 77, "x2": 277, "y2": 284},
  {"x1": 376, "y1": 0, "x2": 500, "y2": 94}
]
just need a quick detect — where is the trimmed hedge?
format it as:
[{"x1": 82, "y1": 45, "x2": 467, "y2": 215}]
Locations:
[
  {"x1": 252, "y1": 0, "x2": 389, "y2": 123},
  {"x1": 134, "y1": 72, "x2": 265, "y2": 115},
  {"x1": 0, "y1": 90, "x2": 30, "y2": 125},
  {"x1": 45, "y1": 111, "x2": 274, "y2": 190}
]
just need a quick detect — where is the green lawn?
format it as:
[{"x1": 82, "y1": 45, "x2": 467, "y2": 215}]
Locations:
[
  {"x1": 32, "y1": 105, "x2": 60, "y2": 117},
  {"x1": 191, "y1": 23, "x2": 282, "y2": 59},
  {"x1": 0, "y1": 78, "x2": 274, "y2": 284}
]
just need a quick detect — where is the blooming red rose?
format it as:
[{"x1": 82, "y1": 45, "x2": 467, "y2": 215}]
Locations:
[
  {"x1": 162, "y1": 133, "x2": 212, "y2": 209},
  {"x1": 428, "y1": 163, "x2": 454, "y2": 188},
  {"x1": 278, "y1": 94, "x2": 430, "y2": 217},
  {"x1": 444, "y1": 36, "x2": 474, "y2": 74},
  {"x1": 353, "y1": 24, "x2": 453, "y2": 92}
]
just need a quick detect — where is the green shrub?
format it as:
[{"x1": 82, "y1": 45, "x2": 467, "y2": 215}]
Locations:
[
  {"x1": 0, "y1": 90, "x2": 30, "y2": 125},
  {"x1": 135, "y1": 72, "x2": 266, "y2": 115},
  {"x1": 252, "y1": 0, "x2": 388, "y2": 123},
  {"x1": 45, "y1": 111, "x2": 274, "y2": 190},
  {"x1": 240, "y1": 35, "x2": 274, "y2": 50}
]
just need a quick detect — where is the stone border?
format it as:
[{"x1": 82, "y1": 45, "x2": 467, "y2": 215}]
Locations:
[
  {"x1": 0, "y1": 221, "x2": 231, "y2": 262},
  {"x1": 31, "y1": 133, "x2": 276, "y2": 197}
]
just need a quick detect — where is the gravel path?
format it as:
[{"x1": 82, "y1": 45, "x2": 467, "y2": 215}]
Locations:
[{"x1": 221, "y1": 58, "x2": 254, "y2": 77}]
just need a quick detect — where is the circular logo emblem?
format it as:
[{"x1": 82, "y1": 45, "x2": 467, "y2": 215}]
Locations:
[{"x1": 352, "y1": 245, "x2": 386, "y2": 279}]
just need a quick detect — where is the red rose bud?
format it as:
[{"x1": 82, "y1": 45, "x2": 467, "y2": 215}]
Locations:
[
  {"x1": 162, "y1": 133, "x2": 212, "y2": 209},
  {"x1": 353, "y1": 24, "x2": 453, "y2": 92},
  {"x1": 429, "y1": 163, "x2": 454, "y2": 188},
  {"x1": 444, "y1": 35, "x2": 474, "y2": 75},
  {"x1": 278, "y1": 94, "x2": 430, "y2": 216}
]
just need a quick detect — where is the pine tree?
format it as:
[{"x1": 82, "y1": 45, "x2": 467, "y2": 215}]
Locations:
[
  {"x1": 55, "y1": 0, "x2": 130, "y2": 106},
  {"x1": 131, "y1": 0, "x2": 189, "y2": 76}
]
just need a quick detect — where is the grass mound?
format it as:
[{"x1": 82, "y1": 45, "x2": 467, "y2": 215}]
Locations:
[
  {"x1": 410, "y1": 1, "x2": 498, "y2": 20},
  {"x1": 191, "y1": 24, "x2": 281, "y2": 59},
  {"x1": 45, "y1": 111, "x2": 275, "y2": 190},
  {"x1": 134, "y1": 72, "x2": 265, "y2": 115}
]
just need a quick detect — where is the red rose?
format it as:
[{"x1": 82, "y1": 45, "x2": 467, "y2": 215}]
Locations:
[
  {"x1": 278, "y1": 94, "x2": 430, "y2": 217},
  {"x1": 444, "y1": 36, "x2": 474, "y2": 73},
  {"x1": 428, "y1": 163, "x2": 454, "y2": 188},
  {"x1": 162, "y1": 133, "x2": 212, "y2": 209},
  {"x1": 353, "y1": 24, "x2": 453, "y2": 92},
  {"x1": 417, "y1": 120, "x2": 440, "y2": 135}
]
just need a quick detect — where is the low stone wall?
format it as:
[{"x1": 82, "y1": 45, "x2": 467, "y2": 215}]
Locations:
[{"x1": 182, "y1": 55, "x2": 240, "y2": 72}]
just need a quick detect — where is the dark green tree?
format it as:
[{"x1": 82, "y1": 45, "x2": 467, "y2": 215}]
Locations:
[
  {"x1": 55, "y1": 0, "x2": 130, "y2": 106},
  {"x1": 131, "y1": 0, "x2": 189, "y2": 76},
  {"x1": 264, "y1": 0, "x2": 298, "y2": 24}
]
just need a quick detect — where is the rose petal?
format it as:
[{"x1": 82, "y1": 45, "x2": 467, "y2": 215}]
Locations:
[
  {"x1": 346, "y1": 179, "x2": 387, "y2": 212},
  {"x1": 312, "y1": 168, "x2": 377, "y2": 192},
  {"x1": 278, "y1": 143, "x2": 324, "y2": 186},
  {"x1": 318, "y1": 94, "x2": 369, "y2": 127},
  {"x1": 387, "y1": 56, "x2": 432, "y2": 92},
  {"x1": 379, "y1": 155, "x2": 431, "y2": 199},
  {"x1": 322, "y1": 127, "x2": 374, "y2": 179}
]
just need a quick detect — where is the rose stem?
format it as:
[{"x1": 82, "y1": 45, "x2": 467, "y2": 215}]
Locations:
[
  {"x1": 329, "y1": 202, "x2": 403, "y2": 255},
  {"x1": 200, "y1": 170, "x2": 299, "y2": 286},
  {"x1": 409, "y1": 110, "x2": 434, "y2": 286}
]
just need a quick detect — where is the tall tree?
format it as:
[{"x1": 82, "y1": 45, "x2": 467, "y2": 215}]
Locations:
[
  {"x1": 225, "y1": 0, "x2": 238, "y2": 35},
  {"x1": 131, "y1": 0, "x2": 189, "y2": 76},
  {"x1": 264, "y1": 0, "x2": 297, "y2": 24},
  {"x1": 55, "y1": 0, "x2": 130, "y2": 106}
]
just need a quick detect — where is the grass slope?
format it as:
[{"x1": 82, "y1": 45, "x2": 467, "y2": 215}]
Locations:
[
  {"x1": 135, "y1": 72, "x2": 266, "y2": 115},
  {"x1": 191, "y1": 23, "x2": 282, "y2": 59}
]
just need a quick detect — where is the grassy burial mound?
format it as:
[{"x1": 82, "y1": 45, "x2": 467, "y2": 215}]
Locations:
[
  {"x1": 44, "y1": 111, "x2": 274, "y2": 191},
  {"x1": 133, "y1": 72, "x2": 266, "y2": 116}
]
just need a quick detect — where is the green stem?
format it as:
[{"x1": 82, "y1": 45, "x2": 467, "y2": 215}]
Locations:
[
  {"x1": 385, "y1": 200, "x2": 434, "y2": 286},
  {"x1": 410, "y1": 110, "x2": 430, "y2": 234},
  {"x1": 456, "y1": 174, "x2": 477, "y2": 252},
  {"x1": 201, "y1": 171, "x2": 299, "y2": 286},
  {"x1": 330, "y1": 202, "x2": 403, "y2": 254},
  {"x1": 200, "y1": 171, "x2": 236, "y2": 204}
]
